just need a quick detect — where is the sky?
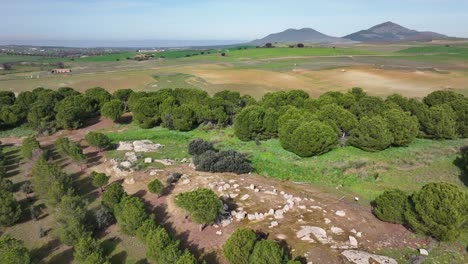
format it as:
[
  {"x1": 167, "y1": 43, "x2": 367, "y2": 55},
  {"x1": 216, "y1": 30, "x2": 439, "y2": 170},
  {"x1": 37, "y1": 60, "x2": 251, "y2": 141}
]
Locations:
[{"x1": 2, "y1": 0, "x2": 468, "y2": 46}]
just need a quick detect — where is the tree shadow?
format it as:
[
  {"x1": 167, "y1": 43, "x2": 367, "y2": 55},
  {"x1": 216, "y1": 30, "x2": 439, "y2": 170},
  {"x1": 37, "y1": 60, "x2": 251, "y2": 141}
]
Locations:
[
  {"x1": 109, "y1": 251, "x2": 128, "y2": 264},
  {"x1": 118, "y1": 114, "x2": 133, "y2": 125},
  {"x1": 86, "y1": 150, "x2": 103, "y2": 167},
  {"x1": 48, "y1": 247, "x2": 74, "y2": 264},
  {"x1": 453, "y1": 146, "x2": 467, "y2": 186},
  {"x1": 101, "y1": 237, "x2": 122, "y2": 256},
  {"x1": 30, "y1": 239, "x2": 62, "y2": 263}
]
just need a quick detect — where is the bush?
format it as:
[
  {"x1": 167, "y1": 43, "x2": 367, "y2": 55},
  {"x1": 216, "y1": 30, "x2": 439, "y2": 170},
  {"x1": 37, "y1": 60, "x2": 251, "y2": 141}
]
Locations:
[
  {"x1": 425, "y1": 104, "x2": 457, "y2": 139},
  {"x1": 249, "y1": 240, "x2": 285, "y2": 264},
  {"x1": 21, "y1": 136, "x2": 40, "y2": 159},
  {"x1": 101, "y1": 99, "x2": 124, "y2": 122},
  {"x1": 188, "y1": 139, "x2": 214, "y2": 156},
  {"x1": 74, "y1": 236, "x2": 106, "y2": 263},
  {"x1": 148, "y1": 179, "x2": 164, "y2": 196},
  {"x1": 91, "y1": 171, "x2": 110, "y2": 192},
  {"x1": 372, "y1": 189, "x2": 408, "y2": 224},
  {"x1": 193, "y1": 150, "x2": 252, "y2": 174},
  {"x1": 279, "y1": 121, "x2": 337, "y2": 157},
  {"x1": 94, "y1": 205, "x2": 115, "y2": 230},
  {"x1": 223, "y1": 228, "x2": 257, "y2": 264},
  {"x1": 234, "y1": 106, "x2": 265, "y2": 141},
  {"x1": 404, "y1": 182, "x2": 468, "y2": 241},
  {"x1": 349, "y1": 115, "x2": 393, "y2": 151},
  {"x1": 175, "y1": 188, "x2": 221, "y2": 225},
  {"x1": 85, "y1": 132, "x2": 112, "y2": 151},
  {"x1": 136, "y1": 218, "x2": 158, "y2": 242},
  {"x1": 0, "y1": 236, "x2": 30, "y2": 264}
]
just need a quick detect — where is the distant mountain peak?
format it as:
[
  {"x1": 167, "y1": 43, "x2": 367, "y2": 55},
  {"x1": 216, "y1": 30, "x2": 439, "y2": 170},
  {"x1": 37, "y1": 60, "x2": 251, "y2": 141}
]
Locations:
[
  {"x1": 251, "y1": 28, "x2": 355, "y2": 45},
  {"x1": 344, "y1": 21, "x2": 447, "y2": 42}
]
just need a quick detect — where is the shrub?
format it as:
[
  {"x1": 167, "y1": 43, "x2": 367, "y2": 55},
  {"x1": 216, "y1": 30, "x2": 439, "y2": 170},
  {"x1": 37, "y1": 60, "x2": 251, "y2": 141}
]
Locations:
[
  {"x1": 372, "y1": 189, "x2": 408, "y2": 224},
  {"x1": 101, "y1": 99, "x2": 124, "y2": 122},
  {"x1": 193, "y1": 150, "x2": 252, "y2": 174},
  {"x1": 74, "y1": 236, "x2": 105, "y2": 263},
  {"x1": 249, "y1": 240, "x2": 285, "y2": 264},
  {"x1": 425, "y1": 104, "x2": 457, "y2": 139},
  {"x1": 349, "y1": 115, "x2": 393, "y2": 151},
  {"x1": 136, "y1": 218, "x2": 158, "y2": 242},
  {"x1": 177, "y1": 249, "x2": 199, "y2": 264},
  {"x1": 85, "y1": 132, "x2": 112, "y2": 151},
  {"x1": 188, "y1": 139, "x2": 214, "y2": 156},
  {"x1": 147, "y1": 179, "x2": 164, "y2": 196},
  {"x1": 404, "y1": 182, "x2": 468, "y2": 241},
  {"x1": 223, "y1": 228, "x2": 257, "y2": 264},
  {"x1": 94, "y1": 205, "x2": 115, "y2": 230},
  {"x1": 91, "y1": 171, "x2": 110, "y2": 192},
  {"x1": 54, "y1": 195, "x2": 90, "y2": 246},
  {"x1": 175, "y1": 188, "x2": 221, "y2": 225},
  {"x1": 280, "y1": 121, "x2": 337, "y2": 157},
  {"x1": 0, "y1": 236, "x2": 30, "y2": 264},
  {"x1": 234, "y1": 106, "x2": 265, "y2": 141},
  {"x1": 21, "y1": 136, "x2": 40, "y2": 159}
]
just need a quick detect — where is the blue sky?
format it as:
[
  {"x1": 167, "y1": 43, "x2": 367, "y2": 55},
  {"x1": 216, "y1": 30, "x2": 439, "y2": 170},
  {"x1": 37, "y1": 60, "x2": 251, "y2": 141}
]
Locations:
[{"x1": 2, "y1": 0, "x2": 468, "y2": 42}]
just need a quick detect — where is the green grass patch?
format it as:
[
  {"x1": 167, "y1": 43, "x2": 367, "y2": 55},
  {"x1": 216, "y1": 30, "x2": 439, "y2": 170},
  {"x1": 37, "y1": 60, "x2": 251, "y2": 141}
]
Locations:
[
  {"x1": 0, "y1": 125, "x2": 36, "y2": 138},
  {"x1": 105, "y1": 126, "x2": 468, "y2": 201},
  {"x1": 149, "y1": 73, "x2": 202, "y2": 90}
]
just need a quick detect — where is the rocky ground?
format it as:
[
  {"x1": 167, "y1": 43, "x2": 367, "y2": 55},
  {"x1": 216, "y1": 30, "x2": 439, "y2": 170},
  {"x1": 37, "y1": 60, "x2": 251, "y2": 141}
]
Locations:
[{"x1": 90, "y1": 140, "x2": 430, "y2": 264}]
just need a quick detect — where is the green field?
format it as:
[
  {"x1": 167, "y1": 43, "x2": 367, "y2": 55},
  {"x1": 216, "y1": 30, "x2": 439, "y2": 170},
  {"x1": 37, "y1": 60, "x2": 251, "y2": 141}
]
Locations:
[{"x1": 106, "y1": 126, "x2": 468, "y2": 202}]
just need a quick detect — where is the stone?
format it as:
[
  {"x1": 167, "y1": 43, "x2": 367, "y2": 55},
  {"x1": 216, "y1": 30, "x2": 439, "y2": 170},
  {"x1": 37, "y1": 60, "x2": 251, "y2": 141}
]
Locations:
[
  {"x1": 221, "y1": 219, "x2": 231, "y2": 227},
  {"x1": 324, "y1": 218, "x2": 331, "y2": 224},
  {"x1": 216, "y1": 231, "x2": 223, "y2": 235},
  {"x1": 233, "y1": 184, "x2": 240, "y2": 188},
  {"x1": 144, "y1": 157, "x2": 152, "y2": 163},
  {"x1": 298, "y1": 205, "x2": 306, "y2": 210},
  {"x1": 181, "y1": 179, "x2": 190, "y2": 185},
  {"x1": 133, "y1": 140, "x2": 164, "y2": 152},
  {"x1": 218, "y1": 186, "x2": 224, "y2": 192},
  {"x1": 283, "y1": 205, "x2": 290, "y2": 212},
  {"x1": 276, "y1": 234, "x2": 287, "y2": 240},
  {"x1": 331, "y1": 227, "x2": 344, "y2": 235},
  {"x1": 125, "y1": 152, "x2": 138, "y2": 162},
  {"x1": 354, "y1": 197, "x2": 360, "y2": 201},
  {"x1": 117, "y1": 141, "x2": 134, "y2": 151},
  {"x1": 249, "y1": 184, "x2": 255, "y2": 190},
  {"x1": 296, "y1": 226, "x2": 328, "y2": 244},
  {"x1": 419, "y1": 249, "x2": 429, "y2": 256},
  {"x1": 274, "y1": 210, "x2": 284, "y2": 219},
  {"x1": 247, "y1": 214, "x2": 255, "y2": 221},
  {"x1": 229, "y1": 193, "x2": 239, "y2": 198},
  {"x1": 254, "y1": 213, "x2": 264, "y2": 220},
  {"x1": 154, "y1": 159, "x2": 175, "y2": 166},
  {"x1": 223, "y1": 204, "x2": 229, "y2": 211},
  {"x1": 356, "y1": 232, "x2": 362, "y2": 238},
  {"x1": 336, "y1": 210, "x2": 346, "y2": 217},
  {"x1": 181, "y1": 158, "x2": 188, "y2": 163},
  {"x1": 310, "y1": 206, "x2": 323, "y2": 210},
  {"x1": 235, "y1": 212, "x2": 246, "y2": 220},
  {"x1": 349, "y1": 236, "x2": 358, "y2": 247},
  {"x1": 223, "y1": 184, "x2": 231, "y2": 190},
  {"x1": 240, "y1": 194, "x2": 250, "y2": 201},
  {"x1": 300, "y1": 235, "x2": 315, "y2": 242},
  {"x1": 341, "y1": 250, "x2": 397, "y2": 264},
  {"x1": 269, "y1": 221, "x2": 279, "y2": 228},
  {"x1": 267, "y1": 209, "x2": 274, "y2": 215},
  {"x1": 124, "y1": 177, "x2": 135, "y2": 185},
  {"x1": 120, "y1": 161, "x2": 132, "y2": 168},
  {"x1": 254, "y1": 188, "x2": 260, "y2": 192}
]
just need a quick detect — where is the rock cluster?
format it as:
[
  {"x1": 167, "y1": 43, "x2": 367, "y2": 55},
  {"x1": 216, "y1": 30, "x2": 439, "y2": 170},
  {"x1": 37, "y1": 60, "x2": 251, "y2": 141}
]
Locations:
[{"x1": 117, "y1": 140, "x2": 164, "y2": 152}]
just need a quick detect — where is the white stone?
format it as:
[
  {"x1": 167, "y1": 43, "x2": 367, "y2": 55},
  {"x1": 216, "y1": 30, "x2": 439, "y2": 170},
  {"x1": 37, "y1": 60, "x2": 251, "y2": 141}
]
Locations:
[
  {"x1": 356, "y1": 232, "x2": 362, "y2": 238},
  {"x1": 354, "y1": 197, "x2": 360, "y2": 201},
  {"x1": 349, "y1": 236, "x2": 358, "y2": 247},
  {"x1": 310, "y1": 206, "x2": 323, "y2": 210},
  {"x1": 247, "y1": 214, "x2": 256, "y2": 220},
  {"x1": 124, "y1": 177, "x2": 135, "y2": 185},
  {"x1": 229, "y1": 193, "x2": 239, "y2": 198},
  {"x1": 324, "y1": 218, "x2": 331, "y2": 224},
  {"x1": 298, "y1": 205, "x2": 306, "y2": 210},
  {"x1": 236, "y1": 212, "x2": 246, "y2": 220},
  {"x1": 341, "y1": 250, "x2": 397, "y2": 264},
  {"x1": 336, "y1": 210, "x2": 346, "y2": 217},
  {"x1": 240, "y1": 194, "x2": 250, "y2": 201},
  {"x1": 125, "y1": 152, "x2": 138, "y2": 162},
  {"x1": 269, "y1": 221, "x2": 279, "y2": 228},
  {"x1": 181, "y1": 179, "x2": 190, "y2": 185},
  {"x1": 254, "y1": 188, "x2": 260, "y2": 193},
  {"x1": 249, "y1": 184, "x2": 255, "y2": 190},
  {"x1": 267, "y1": 209, "x2": 275, "y2": 215},
  {"x1": 215, "y1": 231, "x2": 223, "y2": 235},
  {"x1": 221, "y1": 219, "x2": 231, "y2": 227},
  {"x1": 300, "y1": 235, "x2": 315, "y2": 242},
  {"x1": 223, "y1": 184, "x2": 231, "y2": 190},
  {"x1": 331, "y1": 227, "x2": 344, "y2": 234},
  {"x1": 144, "y1": 157, "x2": 152, "y2": 163},
  {"x1": 274, "y1": 210, "x2": 284, "y2": 219},
  {"x1": 120, "y1": 161, "x2": 132, "y2": 168},
  {"x1": 419, "y1": 249, "x2": 429, "y2": 256},
  {"x1": 283, "y1": 205, "x2": 290, "y2": 212},
  {"x1": 296, "y1": 226, "x2": 328, "y2": 244},
  {"x1": 133, "y1": 140, "x2": 164, "y2": 152},
  {"x1": 117, "y1": 141, "x2": 134, "y2": 151}
]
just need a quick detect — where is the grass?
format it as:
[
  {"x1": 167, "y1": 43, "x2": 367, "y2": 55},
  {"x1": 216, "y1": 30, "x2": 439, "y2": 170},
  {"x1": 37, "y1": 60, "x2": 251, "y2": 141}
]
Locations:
[
  {"x1": 149, "y1": 73, "x2": 202, "y2": 90},
  {"x1": 0, "y1": 125, "x2": 36, "y2": 138},
  {"x1": 0, "y1": 54, "x2": 65, "y2": 64},
  {"x1": 105, "y1": 126, "x2": 468, "y2": 202}
]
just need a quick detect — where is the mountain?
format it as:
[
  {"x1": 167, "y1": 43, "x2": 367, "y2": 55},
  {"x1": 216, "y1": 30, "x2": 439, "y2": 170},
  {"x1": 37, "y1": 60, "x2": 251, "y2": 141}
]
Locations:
[
  {"x1": 343, "y1": 21, "x2": 447, "y2": 42},
  {"x1": 250, "y1": 28, "x2": 355, "y2": 45}
]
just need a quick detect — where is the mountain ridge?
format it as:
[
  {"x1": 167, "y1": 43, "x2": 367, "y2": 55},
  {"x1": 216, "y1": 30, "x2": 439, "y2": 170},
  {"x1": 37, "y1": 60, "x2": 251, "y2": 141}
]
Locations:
[{"x1": 250, "y1": 28, "x2": 355, "y2": 45}]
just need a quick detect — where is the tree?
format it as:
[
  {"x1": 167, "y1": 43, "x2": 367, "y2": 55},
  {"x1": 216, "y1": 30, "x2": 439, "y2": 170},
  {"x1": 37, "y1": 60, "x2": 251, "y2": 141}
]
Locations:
[
  {"x1": 372, "y1": 189, "x2": 408, "y2": 224},
  {"x1": 82, "y1": 252, "x2": 110, "y2": 264},
  {"x1": 349, "y1": 116, "x2": 393, "y2": 151},
  {"x1": 423, "y1": 90, "x2": 463, "y2": 107},
  {"x1": 404, "y1": 182, "x2": 468, "y2": 241},
  {"x1": 188, "y1": 139, "x2": 214, "y2": 156},
  {"x1": 101, "y1": 99, "x2": 124, "y2": 122},
  {"x1": 146, "y1": 227, "x2": 173, "y2": 261},
  {"x1": 425, "y1": 104, "x2": 457, "y2": 139},
  {"x1": 449, "y1": 98, "x2": 468, "y2": 137},
  {"x1": 159, "y1": 240, "x2": 182, "y2": 264},
  {"x1": 94, "y1": 205, "x2": 115, "y2": 230},
  {"x1": 147, "y1": 179, "x2": 164, "y2": 197},
  {"x1": 249, "y1": 240, "x2": 285, "y2": 264},
  {"x1": 317, "y1": 104, "x2": 357, "y2": 138},
  {"x1": 383, "y1": 109, "x2": 419, "y2": 146},
  {"x1": 21, "y1": 136, "x2": 40, "y2": 159},
  {"x1": 0, "y1": 236, "x2": 30, "y2": 264},
  {"x1": 114, "y1": 196, "x2": 148, "y2": 235},
  {"x1": 234, "y1": 106, "x2": 265, "y2": 141},
  {"x1": 91, "y1": 171, "x2": 110, "y2": 192},
  {"x1": 223, "y1": 228, "x2": 257, "y2": 264},
  {"x1": 85, "y1": 87, "x2": 111, "y2": 109},
  {"x1": 172, "y1": 105, "x2": 196, "y2": 131},
  {"x1": 55, "y1": 195, "x2": 90, "y2": 245},
  {"x1": 136, "y1": 218, "x2": 158, "y2": 242},
  {"x1": 31, "y1": 158, "x2": 71, "y2": 205},
  {"x1": 176, "y1": 249, "x2": 199, "y2": 264},
  {"x1": 297, "y1": 43, "x2": 304, "y2": 48},
  {"x1": 74, "y1": 236, "x2": 105, "y2": 263},
  {"x1": 0, "y1": 189, "x2": 22, "y2": 227},
  {"x1": 280, "y1": 121, "x2": 338, "y2": 157},
  {"x1": 112, "y1": 89, "x2": 134, "y2": 112},
  {"x1": 102, "y1": 183, "x2": 126, "y2": 209},
  {"x1": 85, "y1": 132, "x2": 112, "y2": 152},
  {"x1": 175, "y1": 188, "x2": 221, "y2": 227}
]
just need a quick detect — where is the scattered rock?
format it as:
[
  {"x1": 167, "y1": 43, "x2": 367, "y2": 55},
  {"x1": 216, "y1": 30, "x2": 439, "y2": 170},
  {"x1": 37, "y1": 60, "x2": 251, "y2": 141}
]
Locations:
[
  {"x1": 215, "y1": 231, "x2": 223, "y2": 235},
  {"x1": 154, "y1": 159, "x2": 175, "y2": 166},
  {"x1": 116, "y1": 141, "x2": 133, "y2": 151},
  {"x1": 124, "y1": 177, "x2": 135, "y2": 185},
  {"x1": 181, "y1": 179, "x2": 191, "y2": 185},
  {"x1": 356, "y1": 232, "x2": 362, "y2": 238},
  {"x1": 133, "y1": 140, "x2": 164, "y2": 152},
  {"x1": 419, "y1": 249, "x2": 429, "y2": 256},
  {"x1": 144, "y1": 157, "x2": 152, "y2": 163},
  {"x1": 235, "y1": 212, "x2": 246, "y2": 221},
  {"x1": 297, "y1": 226, "x2": 328, "y2": 244},
  {"x1": 274, "y1": 210, "x2": 284, "y2": 219},
  {"x1": 120, "y1": 161, "x2": 132, "y2": 168},
  {"x1": 349, "y1": 236, "x2": 358, "y2": 247},
  {"x1": 354, "y1": 197, "x2": 360, "y2": 201},
  {"x1": 276, "y1": 234, "x2": 287, "y2": 240},
  {"x1": 249, "y1": 184, "x2": 255, "y2": 190},
  {"x1": 229, "y1": 193, "x2": 239, "y2": 198},
  {"x1": 125, "y1": 152, "x2": 138, "y2": 162},
  {"x1": 331, "y1": 227, "x2": 344, "y2": 235},
  {"x1": 310, "y1": 206, "x2": 323, "y2": 210},
  {"x1": 269, "y1": 221, "x2": 279, "y2": 228},
  {"x1": 336, "y1": 210, "x2": 346, "y2": 217},
  {"x1": 341, "y1": 250, "x2": 397, "y2": 264},
  {"x1": 247, "y1": 214, "x2": 256, "y2": 221},
  {"x1": 240, "y1": 194, "x2": 250, "y2": 201},
  {"x1": 324, "y1": 218, "x2": 331, "y2": 224}
]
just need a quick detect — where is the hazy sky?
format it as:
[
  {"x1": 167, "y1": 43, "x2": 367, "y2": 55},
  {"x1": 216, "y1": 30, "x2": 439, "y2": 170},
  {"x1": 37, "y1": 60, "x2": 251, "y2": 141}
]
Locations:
[{"x1": 2, "y1": 0, "x2": 468, "y2": 42}]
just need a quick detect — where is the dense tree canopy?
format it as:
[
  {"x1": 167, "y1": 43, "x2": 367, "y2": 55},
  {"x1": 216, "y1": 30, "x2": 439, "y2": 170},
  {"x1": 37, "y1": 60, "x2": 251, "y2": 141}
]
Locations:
[
  {"x1": 0, "y1": 236, "x2": 30, "y2": 264},
  {"x1": 114, "y1": 195, "x2": 148, "y2": 235},
  {"x1": 101, "y1": 99, "x2": 124, "y2": 122},
  {"x1": 0, "y1": 189, "x2": 22, "y2": 226},
  {"x1": 249, "y1": 240, "x2": 285, "y2": 264},
  {"x1": 349, "y1": 116, "x2": 393, "y2": 151},
  {"x1": 223, "y1": 228, "x2": 257, "y2": 264},
  {"x1": 383, "y1": 109, "x2": 419, "y2": 146}
]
